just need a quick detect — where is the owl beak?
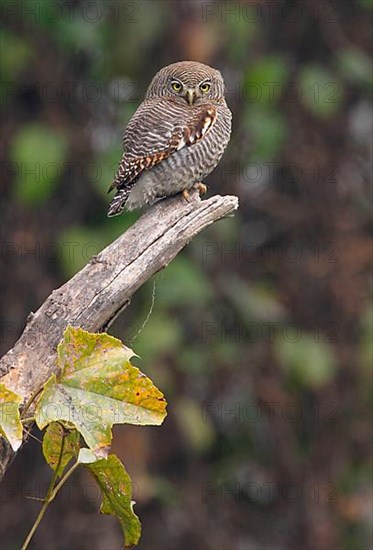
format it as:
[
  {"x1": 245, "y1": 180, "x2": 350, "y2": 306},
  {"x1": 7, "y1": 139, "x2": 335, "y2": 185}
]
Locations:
[{"x1": 185, "y1": 89, "x2": 196, "y2": 105}]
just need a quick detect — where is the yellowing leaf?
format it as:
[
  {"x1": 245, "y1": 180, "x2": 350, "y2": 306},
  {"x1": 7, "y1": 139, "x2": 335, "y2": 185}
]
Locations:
[
  {"x1": 35, "y1": 327, "x2": 167, "y2": 457},
  {"x1": 84, "y1": 454, "x2": 141, "y2": 549},
  {"x1": 42, "y1": 423, "x2": 80, "y2": 478},
  {"x1": 0, "y1": 384, "x2": 23, "y2": 451}
]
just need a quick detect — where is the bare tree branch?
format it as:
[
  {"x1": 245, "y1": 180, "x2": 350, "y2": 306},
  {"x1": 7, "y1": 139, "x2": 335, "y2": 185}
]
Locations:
[{"x1": 0, "y1": 190, "x2": 239, "y2": 477}]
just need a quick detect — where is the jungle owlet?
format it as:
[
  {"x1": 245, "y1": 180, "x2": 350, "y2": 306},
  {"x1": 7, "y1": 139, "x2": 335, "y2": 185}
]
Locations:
[{"x1": 107, "y1": 61, "x2": 232, "y2": 216}]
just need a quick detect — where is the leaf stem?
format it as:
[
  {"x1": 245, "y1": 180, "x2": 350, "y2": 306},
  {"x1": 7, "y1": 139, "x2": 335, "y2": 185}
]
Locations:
[
  {"x1": 21, "y1": 429, "x2": 67, "y2": 550},
  {"x1": 49, "y1": 461, "x2": 80, "y2": 501},
  {"x1": 21, "y1": 386, "x2": 44, "y2": 419},
  {"x1": 21, "y1": 416, "x2": 36, "y2": 424},
  {"x1": 20, "y1": 493, "x2": 50, "y2": 550}
]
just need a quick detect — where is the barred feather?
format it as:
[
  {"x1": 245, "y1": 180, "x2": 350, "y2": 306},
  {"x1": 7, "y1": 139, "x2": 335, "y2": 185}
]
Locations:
[{"x1": 107, "y1": 184, "x2": 138, "y2": 217}]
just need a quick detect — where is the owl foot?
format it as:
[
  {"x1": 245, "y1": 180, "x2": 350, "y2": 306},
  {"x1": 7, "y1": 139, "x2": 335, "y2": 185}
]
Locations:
[
  {"x1": 182, "y1": 189, "x2": 190, "y2": 202},
  {"x1": 194, "y1": 182, "x2": 207, "y2": 196}
]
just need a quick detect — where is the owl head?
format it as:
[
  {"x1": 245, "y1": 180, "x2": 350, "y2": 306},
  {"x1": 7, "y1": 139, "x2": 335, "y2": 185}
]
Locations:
[{"x1": 145, "y1": 61, "x2": 226, "y2": 106}]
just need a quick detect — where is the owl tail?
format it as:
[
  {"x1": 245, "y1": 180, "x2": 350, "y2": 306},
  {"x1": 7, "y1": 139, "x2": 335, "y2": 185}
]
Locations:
[{"x1": 107, "y1": 188, "x2": 130, "y2": 217}]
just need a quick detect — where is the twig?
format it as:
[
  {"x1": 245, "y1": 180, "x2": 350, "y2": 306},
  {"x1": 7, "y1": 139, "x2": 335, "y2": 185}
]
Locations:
[{"x1": 21, "y1": 429, "x2": 67, "y2": 549}]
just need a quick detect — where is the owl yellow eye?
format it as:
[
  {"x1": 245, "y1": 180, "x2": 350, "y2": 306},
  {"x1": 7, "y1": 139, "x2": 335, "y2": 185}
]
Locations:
[
  {"x1": 171, "y1": 81, "x2": 182, "y2": 92},
  {"x1": 200, "y1": 82, "x2": 211, "y2": 93}
]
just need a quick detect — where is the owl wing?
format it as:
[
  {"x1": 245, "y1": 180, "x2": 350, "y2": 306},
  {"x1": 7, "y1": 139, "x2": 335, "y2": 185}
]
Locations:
[{"x1": 108, "y1": 100, "x2": 217, "y2": 195}]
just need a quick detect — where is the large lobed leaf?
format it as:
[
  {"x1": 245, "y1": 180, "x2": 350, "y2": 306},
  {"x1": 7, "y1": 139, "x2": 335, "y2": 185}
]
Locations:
[{"x1": 36, "y1": 327, "x2": 167, "y2": 457}]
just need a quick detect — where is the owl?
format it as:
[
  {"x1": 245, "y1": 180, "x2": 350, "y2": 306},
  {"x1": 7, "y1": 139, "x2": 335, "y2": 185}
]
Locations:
[{"x1": 107, "y1": 61, "x2": 232, "y2": 216}]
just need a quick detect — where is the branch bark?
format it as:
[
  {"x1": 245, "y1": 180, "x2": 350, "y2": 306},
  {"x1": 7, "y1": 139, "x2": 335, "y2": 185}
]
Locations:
[{"x1": 0, "y1": 190, "x2": 238, "y2": 477}]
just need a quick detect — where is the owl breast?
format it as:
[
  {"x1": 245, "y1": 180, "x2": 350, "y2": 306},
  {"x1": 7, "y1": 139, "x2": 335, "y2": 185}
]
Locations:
[{"x1": 125, "y1": 103, "x2": 232, "y2": 211}]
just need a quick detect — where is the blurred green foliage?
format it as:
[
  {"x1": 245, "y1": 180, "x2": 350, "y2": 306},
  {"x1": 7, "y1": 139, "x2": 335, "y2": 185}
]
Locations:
[
  {"x1": 337, "y1": 48, "x2": 373, "y2": 90},
  {"x1": 11, "y1": 124, "x2": 67, "y2": 205},
  {"x1": 276, "y1": 334, "x2": 337, "y2": 389},
  {"x1": 0, "y1": 30, "x2": 32, "y2": 80},
  {"x1": 1, "y1": 1, "x2": 372, "y2": 549},
  {"x1": 299, "y1": 65, "x2": 342, "y2": 118},
  {"x1": 155, "y1": 256, "x2": 213, "y2": 307}
]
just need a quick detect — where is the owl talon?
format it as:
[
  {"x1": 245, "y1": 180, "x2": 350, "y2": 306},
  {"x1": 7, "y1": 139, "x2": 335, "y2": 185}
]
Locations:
[
  {"x1": 194, "y1": 182, "x2": 207, "y2": 196},
  {"x1": 182, "y1": 189, "x2": 190, "y2": 202}
]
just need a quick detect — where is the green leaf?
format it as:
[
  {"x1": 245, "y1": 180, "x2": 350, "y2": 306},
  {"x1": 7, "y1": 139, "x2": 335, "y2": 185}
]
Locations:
[
  {"x1": 83, "y1": 454, "x2": 141, "y2": 549},
  {"x1": 10, "y1": 124, "x2": 67, "y2": 206},
  {"x1": 35, "y1": 327, "x2": 167, "y2": 457},
  {"x1": 42, "y1": 423, "x2": 80, "y2": 478},
  {"x1": 0, "y1": 384, "x2": 23, "y2": 451}
]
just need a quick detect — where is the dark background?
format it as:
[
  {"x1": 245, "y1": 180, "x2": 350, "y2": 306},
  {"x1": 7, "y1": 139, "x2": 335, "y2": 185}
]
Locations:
[{"x1": 1, "y1": 1, "x2": 372, "y2": 549}]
